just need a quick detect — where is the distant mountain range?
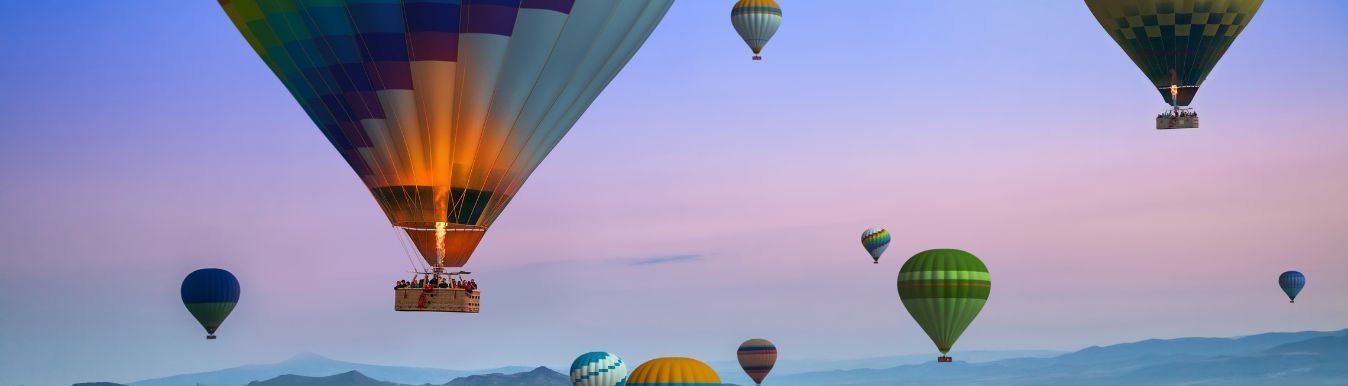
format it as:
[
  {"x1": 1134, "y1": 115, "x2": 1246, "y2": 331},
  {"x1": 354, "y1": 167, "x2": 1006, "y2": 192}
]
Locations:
[
  {"x1": 243, "y1": 367, "x2": 569, "y2": 386},
  {"x1": 437, "y1": 367, "x2": 567, "y2": 386},
  {"x1": 128, "y1": 353, "x2": 532, "y2": 386},
  {"x1": 246, "y1": 371, "x2": 404, "y2": 386},
  {"x1": 244, "y1": 368, "x2": 722, "y2": 386},
  {"x1": 768, "y1": 328, "x2": 1348, "y2": 385},
  {"x1": 708, "y1": 349, "x2": 1063, "y2": 384},
  {"x1": 79, "y1": 328, "x2": 1348, "y2": 386}
]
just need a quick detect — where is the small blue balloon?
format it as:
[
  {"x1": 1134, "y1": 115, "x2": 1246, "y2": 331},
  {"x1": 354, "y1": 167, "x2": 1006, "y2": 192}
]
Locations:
[{"x1": 1278, "y1": 271, "x2": 1305, "y2": 303}]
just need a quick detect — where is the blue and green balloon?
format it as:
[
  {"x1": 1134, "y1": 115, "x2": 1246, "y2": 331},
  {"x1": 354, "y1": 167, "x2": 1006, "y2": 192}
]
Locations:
[
  {"x1": 181, "y1": 268, "x2": 240, "y2": 339},
  {"x1": 1279, "y1": 271, "x2": 1305, "y2": 303}
]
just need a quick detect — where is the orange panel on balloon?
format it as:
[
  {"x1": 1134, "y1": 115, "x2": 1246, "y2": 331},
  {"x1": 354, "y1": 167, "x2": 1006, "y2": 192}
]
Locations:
[{"x1": 404, "y1": 227, "x2": 485, "y2": 268}]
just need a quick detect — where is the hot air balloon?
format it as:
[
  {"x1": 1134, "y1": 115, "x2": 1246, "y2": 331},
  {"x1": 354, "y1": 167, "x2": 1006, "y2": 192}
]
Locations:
[
  {"x1": 627, "y1": 357, "x2": 721, "y2": 386},
  {"x1": 737, "y1": 339, "x2": 777, "y2": 385},
  {"x1": 570, "y1": 352, "x2": 628, "y2": 386},
  {"x1": 861, "y1": 227, "x2": 891, "y2": 264},
  {"x1": 897, "y1": 249, "x2": 990, "y2": 363},
  {"x1": 1085, "y1": 0, "x2": 1263, "y2": 129},
  {"x1": 731, "y1": 0, "x2": 782, "y2": 60},
  {"x1": 1279, "y1": 271, "x2": 1305, "y2": 303},
  {"x1": 219, "y1": 0, "x2": 673, "y2": 312},
  {"x1": 181, "y1": 268, "x2": 240, "y2": 340}
]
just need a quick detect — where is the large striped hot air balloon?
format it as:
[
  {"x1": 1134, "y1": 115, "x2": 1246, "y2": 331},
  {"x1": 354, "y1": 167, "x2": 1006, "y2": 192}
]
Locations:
[
  {"x1": 731, "y1": 0, "x2": 782, "y2": 60},
  {"x1": 1279, "y1": 271, "x2": 1305, "y2": 303},
  {"x1": 1085, "y1": 0, "x2": 1263, "y2": 129},
  {"x1": 627, "y1": 357, "x2": 721, "y2": 386},
  {"x1": 861, "y1": 227, "x2": 891, "y2": 264},
  {"x1": 897, "y1": 249, "x2": 991, "y2": 362},
  {"x1": 218, "y1": 0, "x2": 673, "y2": 311},
  {"x1": 737, "y1": 338, "x2": 777, "y2": 385},
  {"x1": 570, "y1": 352, "x2": 628, "y2": 386},
  {"x1": 181, "y1": 268, "x2": 240, "y2": 340}
]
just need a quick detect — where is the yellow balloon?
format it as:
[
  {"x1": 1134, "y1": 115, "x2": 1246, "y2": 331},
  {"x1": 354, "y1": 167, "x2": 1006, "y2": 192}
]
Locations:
[{"x1": 627, "y1": 357, "x2": 722, "y2": 385}]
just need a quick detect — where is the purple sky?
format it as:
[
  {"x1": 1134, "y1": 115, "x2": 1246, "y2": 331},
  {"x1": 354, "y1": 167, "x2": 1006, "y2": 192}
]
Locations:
[{"x1": 2, "y1": 1, "x2": 1347, "y2": 385}]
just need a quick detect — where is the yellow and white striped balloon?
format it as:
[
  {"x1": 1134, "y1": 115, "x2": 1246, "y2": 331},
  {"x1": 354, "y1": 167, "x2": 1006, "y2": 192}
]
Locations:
[{"x1": 731, "y1": 0, "x2": 783, "y2": 60}]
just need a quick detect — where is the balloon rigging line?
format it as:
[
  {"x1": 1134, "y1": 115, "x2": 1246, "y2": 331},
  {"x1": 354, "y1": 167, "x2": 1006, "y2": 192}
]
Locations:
[
  {"x1": 482, "y1": 2, "x2": 673, "y2": 221},
  {"x1": 274, "y1": 6, "x2": 432, "y2": 270}
]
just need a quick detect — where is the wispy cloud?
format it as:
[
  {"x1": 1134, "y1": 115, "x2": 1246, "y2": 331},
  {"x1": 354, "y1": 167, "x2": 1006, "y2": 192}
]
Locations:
[
  {"x1": 494, "y1": 253, "x2": 709, "y2": 272},
  {"x1": 623, "y1": 254, "x2": 704, "y2": 266}
]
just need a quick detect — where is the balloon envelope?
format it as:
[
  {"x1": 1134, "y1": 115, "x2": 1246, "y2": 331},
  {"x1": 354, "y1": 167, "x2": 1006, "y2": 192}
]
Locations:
[
  {"x1": 897, "y1": 249, "x2": 990, "y2": 356},
  {"x1": 181, "y1": 268, "x2": 240, "y2": 339},
  {"x1": 737, "y1": 338, "x2": 777, "y2": 385},
  {"x1": 731, "y1": 0, "x2": 782, "y2": 58},
  {"x1": 1085, "y1": 0, "x2": 1263, "y2": 106},
  {"x1": 219, "y1": 0, "x2": 673, "y2": 268},
  {"x1": 627, "y1": 357, "x2": 721, "y2": 385},
  {"x1": 570, "y1": 352, "x2": 628, "y2": 386},
  {"x1": 1279, "y1": 271, "x2": 1305, "y2": 303},
  {"x1": 861, "y1": 227, "x2": 891, "y2": 263}
]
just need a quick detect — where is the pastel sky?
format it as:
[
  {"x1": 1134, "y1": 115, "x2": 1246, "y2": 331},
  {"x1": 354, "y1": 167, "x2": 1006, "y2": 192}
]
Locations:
[{"x1": 3, "y1": 1, "x2": 1348, "y2": 385}]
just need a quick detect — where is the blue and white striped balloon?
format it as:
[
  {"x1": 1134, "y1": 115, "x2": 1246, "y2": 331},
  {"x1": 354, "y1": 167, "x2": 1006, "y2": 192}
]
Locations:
[{"x1": 570, "y1": 352, "x2": 628, "y2": 386}]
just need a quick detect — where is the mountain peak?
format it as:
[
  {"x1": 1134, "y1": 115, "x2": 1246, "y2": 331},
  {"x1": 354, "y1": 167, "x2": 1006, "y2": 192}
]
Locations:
[
  {"x1": 129, "y1": 352, "x2": 536, "y2": 386},
  {"x1": 285, "y1": 352, "x2": 332, "y2": 362},
  {"x1": 442, "y1": 367, "x2": 568, "y2": 386},
  {"x1": 1266, "y1": 335, "x2": 1348, "y2": 355},
  {"x1": 245, "y1": 371, "x2": 403, "y2": 386}
]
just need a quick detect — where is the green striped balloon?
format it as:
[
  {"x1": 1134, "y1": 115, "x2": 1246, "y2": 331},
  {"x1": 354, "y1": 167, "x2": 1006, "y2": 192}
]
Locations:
[{"x1": 897, "y1": 249, "x2": 990, "y2": 358}]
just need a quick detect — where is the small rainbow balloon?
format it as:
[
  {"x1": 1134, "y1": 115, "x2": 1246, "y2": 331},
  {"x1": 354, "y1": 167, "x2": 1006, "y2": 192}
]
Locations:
[{"x1": 861, "y1": 227, "x2": 891, "y2": 264}]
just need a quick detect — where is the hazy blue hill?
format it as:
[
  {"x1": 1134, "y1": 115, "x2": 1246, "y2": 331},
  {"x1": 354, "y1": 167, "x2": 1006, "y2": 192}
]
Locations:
[
  {"x1": 709, "y1": 349, "x2": 1062, "y2": 384},
  {"x1": 239, "y1": 368, "x2": 569, "y2": 386},
  {"x1": 767, "y1": 360, "x2": 1022, "y2": 386},
  {"x1": 246, "y1": 371, "x2": 403, "y2": 386},
  {"x1": 440, "y1": 367, "x2": 568, "y2": 386},
  {"x1": 1265, "y1": 335, "x2": 1348, "y2": 355},
  {"x1": 1060, "y1": 335, "x2": 1348, "y2": 386},
  {"x1": 768, "y1": 328, "x2": 1348, "y2": 386},
  {"x1": 89, "y1": 328, "x2": 1348, "y2": 386},
  {"x1": 1053, "y1": 328, "x2": 1348, "y2": 366},
  {"x1": 1228, "y1": 329, "x2": 1348, "y2": 350},
  {"x1": 130, "y1": 353, "x2": 532, "y2": 386},
  {"x1": 72, "y1": 383, "x2": 127, "y2": 386}
]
